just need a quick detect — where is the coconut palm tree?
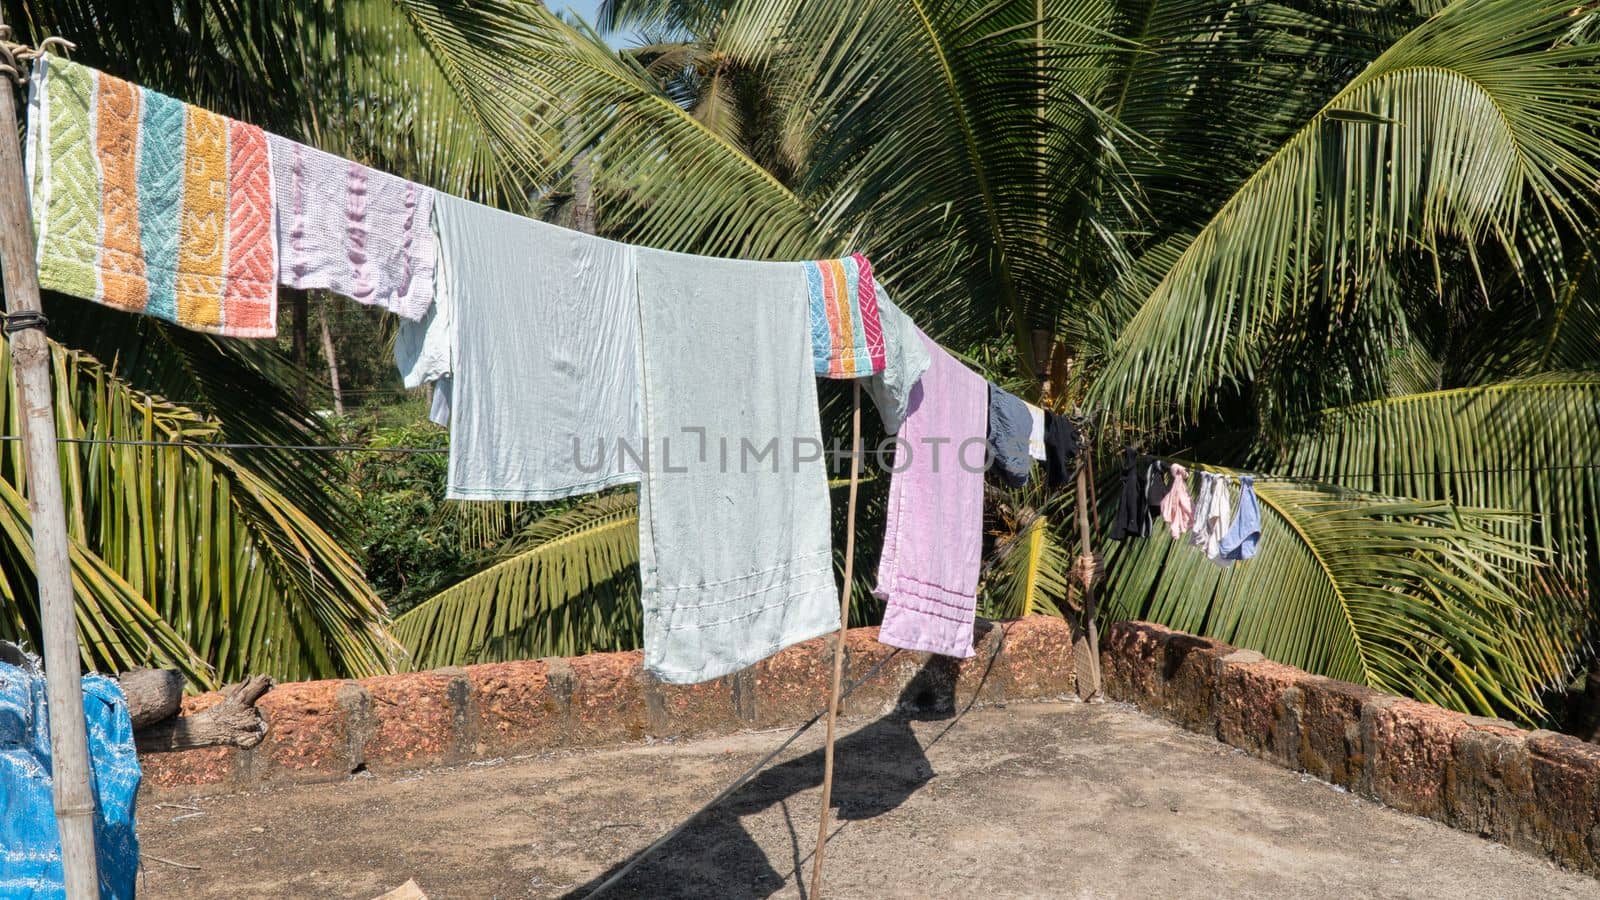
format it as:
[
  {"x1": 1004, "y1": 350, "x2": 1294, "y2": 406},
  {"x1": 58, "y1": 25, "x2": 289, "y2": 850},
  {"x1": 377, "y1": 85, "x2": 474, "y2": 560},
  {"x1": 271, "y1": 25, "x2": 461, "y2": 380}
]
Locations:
[
  {"x1": 388, "y1": 0, "x2": 1600, "y2": 727},
  {"x1": 11, "y1": 0, "x2": 1600, "y2": 725},
  {"x1": 0, "y1": 0, "x2": 583, "y2": 683}
]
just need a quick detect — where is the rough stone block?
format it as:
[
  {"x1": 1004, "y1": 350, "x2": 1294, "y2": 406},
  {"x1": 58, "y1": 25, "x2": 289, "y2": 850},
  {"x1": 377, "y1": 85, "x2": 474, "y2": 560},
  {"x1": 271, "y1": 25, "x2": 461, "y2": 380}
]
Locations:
[
  {"x1": 362, "y1": 670, "x2": 468, "y2": 771},
  {"x1": 1215, "y1": 650, "x2": 1304, "y2": 766},
  {"x1": 753, "y1": 636, "x2": 833, "y2": 727},
  {"x1": 139, "y1": 745, "x2": 244, "y2": 794},
  {"x1": 1528, "y1": 730, "x2": 1600, "y2": 873},
  {"x1": 465, "y1": 659, "x2": 564, "y2": 756},
  {"x1": 1363, "y1": 697, "x2": 1469, "y2": 818},
  {"x1": 839, "y1": 627, "x2": 927, "y2": 717},
  {"x1": 991, "y1": 616, "x2": 1072, "y2": 701},
  {"x1": 644, "y1": 672, "x2": 742, "y2": 739},
  {"x1": 565, "y1": 651, "x2": 647, "y2": 745},
  {"x1": 1294, "y1": 676, "x2": 1377, "y2": 791},
  {"x1": 1446, "y1": 719, "x2": 1536, "y2": 850},
  {"x1": 1156, "y1": 633, "x2": 1233, "y2": 734},
  {"x1": 1098, "y1": 620, "x2": 1174, "y2": 707},
  {"x1": 255, "y1": 679, "x2": 369, "y2": 780},
  {"x1": 179, "y1": 691, "x2": 225, "y2": 716}
]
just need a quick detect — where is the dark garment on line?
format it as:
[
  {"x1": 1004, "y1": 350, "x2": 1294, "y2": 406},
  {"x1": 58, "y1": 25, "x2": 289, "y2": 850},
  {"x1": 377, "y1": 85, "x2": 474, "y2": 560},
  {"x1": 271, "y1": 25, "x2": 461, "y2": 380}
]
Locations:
[
  {"x1": 1145, "y1": 458, "x2": 1171, "y2": 509},
  {"x1": 986, "y1": 383, "x2": 1033, "y2": 488},
  {"x1": 1043, "y1": 411, "x2": 1080, "y2": 489},
  {"x1": 1110, "y1": 447, "x2": 1154, "y2": 541}
]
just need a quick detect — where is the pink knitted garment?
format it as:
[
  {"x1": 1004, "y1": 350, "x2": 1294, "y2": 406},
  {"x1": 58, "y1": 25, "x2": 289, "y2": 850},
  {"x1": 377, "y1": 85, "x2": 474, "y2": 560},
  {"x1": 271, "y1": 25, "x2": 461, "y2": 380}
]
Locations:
[
  {"x1": 1161, "y1": 464, "x2": 1195, "y2": 537},
  {"x1": 267, "y1": 134, "x2": 436, "y2": 320}
]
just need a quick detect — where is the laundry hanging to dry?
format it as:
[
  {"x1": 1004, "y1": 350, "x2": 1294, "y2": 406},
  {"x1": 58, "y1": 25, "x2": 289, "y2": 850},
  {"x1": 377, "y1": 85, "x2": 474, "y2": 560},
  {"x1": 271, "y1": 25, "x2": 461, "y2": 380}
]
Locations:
[{"x1": 26, "y1": 57, "x2": 278, "y2": 337}]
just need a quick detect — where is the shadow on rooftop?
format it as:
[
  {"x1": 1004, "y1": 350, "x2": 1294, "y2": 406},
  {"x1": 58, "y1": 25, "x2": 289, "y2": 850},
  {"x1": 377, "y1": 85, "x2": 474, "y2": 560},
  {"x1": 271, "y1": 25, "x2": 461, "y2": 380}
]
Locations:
[{"x1": 563, "y1": 647, "x2": 995, "y2": 900}]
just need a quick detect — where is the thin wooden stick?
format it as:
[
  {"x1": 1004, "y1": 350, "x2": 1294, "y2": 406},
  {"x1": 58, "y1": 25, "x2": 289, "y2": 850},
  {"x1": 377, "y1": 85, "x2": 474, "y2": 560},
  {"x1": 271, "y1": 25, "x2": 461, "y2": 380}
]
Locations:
[
  {"x1": 1073, "y1": 442, "x2": 1103, "y2": 700},
  {"x1": 811, "y1": 381, "x2": 862, "y2": 899},
  {"x1": 0, "y1": 30, "x2": 102, "y2": 897}
]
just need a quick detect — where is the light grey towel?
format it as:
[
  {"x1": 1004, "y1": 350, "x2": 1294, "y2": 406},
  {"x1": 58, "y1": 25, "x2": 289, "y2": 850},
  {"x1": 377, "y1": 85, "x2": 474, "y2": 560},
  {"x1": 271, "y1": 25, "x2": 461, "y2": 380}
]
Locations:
[
  {"x1": 635, "y1": 248, "x2": 839, "y2": 684},
  {"x1": 393, "y1": 225, "x2": 453, "y2": 426},
  {"x1": 864, "y1": 290, "x2": 931, "y2": 433},
  {"x1": 427, "y1": 195, "x2": 642, "y2": 500}
]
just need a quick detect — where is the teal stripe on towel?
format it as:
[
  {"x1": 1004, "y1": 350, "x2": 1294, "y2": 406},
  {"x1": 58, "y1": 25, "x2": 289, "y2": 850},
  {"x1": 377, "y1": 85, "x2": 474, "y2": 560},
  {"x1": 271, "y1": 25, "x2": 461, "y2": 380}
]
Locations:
[{"x1": 137, "y1": 89, "x2": 185, "y2": 322}]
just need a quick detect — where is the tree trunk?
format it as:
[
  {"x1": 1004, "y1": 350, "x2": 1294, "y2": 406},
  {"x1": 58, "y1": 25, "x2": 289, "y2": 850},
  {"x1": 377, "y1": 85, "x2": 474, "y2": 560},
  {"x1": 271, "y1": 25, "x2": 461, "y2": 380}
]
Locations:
[
  {"x1": 115, "y1": 668, "x2": 183, "y2": 729},
  {"x1": 567, "y1": 110, "x2": 597, "y2": 235},
  {"x1": 319, "y1": 299, "x2": 345, "y2": 415},
  {"x1": 134, "y1": 675, "x2": 274, "y2": 753},
  {"x1": 291, "y1": 289, "x2": 309, "y2": 405}
]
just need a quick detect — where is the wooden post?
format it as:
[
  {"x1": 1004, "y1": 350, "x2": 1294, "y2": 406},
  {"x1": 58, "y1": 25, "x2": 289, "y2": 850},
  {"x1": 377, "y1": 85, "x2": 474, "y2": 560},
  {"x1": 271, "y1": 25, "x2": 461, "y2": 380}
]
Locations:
[
  {"x1": 1073, "y1": 452, "x2": 1102, "y2": 701},
  {"x1": 0, "y1": 29, "x2": 102, "y2": 898},
  {"x1": 811, "y1": 381, "x2": 862, "y2": 898}
]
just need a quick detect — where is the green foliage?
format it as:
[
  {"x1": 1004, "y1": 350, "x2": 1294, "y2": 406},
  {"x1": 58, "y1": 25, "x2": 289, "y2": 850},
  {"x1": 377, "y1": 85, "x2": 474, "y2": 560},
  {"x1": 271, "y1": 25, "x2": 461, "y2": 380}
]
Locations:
[
  {"x1": 0, "y1": 342, "x2": 395, "y2": 687},
  {"x1": 392, "y1": 492, "x2": 642, "y2": 668},
  {"x1": 1086, "y1": 0, "x2": 1600, "y2": 428},
  {"x1": 1102, "y1": 477, "x2": 1585, "y2": 722},
  {"x1": 348, "y1": 419, "x2": 473, "y2": 617},
  {"x1": 6, "y1": 0, "x2": 1600, "y2": 730}
]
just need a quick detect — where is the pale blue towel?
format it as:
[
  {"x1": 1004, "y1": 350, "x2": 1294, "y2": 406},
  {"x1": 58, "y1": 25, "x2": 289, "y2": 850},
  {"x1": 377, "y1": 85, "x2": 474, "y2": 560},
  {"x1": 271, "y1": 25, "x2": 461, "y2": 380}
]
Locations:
[
  {"x1": 1220, "y1": 475, "x2": 1261, "y2": 562},
  {"x1": 863, "y1": 290, "x2": 930, "y2": 433},
  {"x1": 635, "y1": 248, "x2": 839, "y2": 684},
  {"x1": 415, "y1": 195, "x2": 643, "y2": 500}
]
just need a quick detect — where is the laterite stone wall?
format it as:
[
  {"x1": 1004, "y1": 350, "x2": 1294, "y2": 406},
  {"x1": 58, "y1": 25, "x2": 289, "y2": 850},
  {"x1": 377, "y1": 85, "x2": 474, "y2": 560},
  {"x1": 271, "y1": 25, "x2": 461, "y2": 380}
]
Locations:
[
  {"x1": 1099, "y1": 620, "x2": 1600, "y2": 876},
  {"x1": 138, "y1": 615, "x2": 1600, "y2": 877},
  {"x1": 139, "y1": 616, "x2": 1075, "y2": 795}
]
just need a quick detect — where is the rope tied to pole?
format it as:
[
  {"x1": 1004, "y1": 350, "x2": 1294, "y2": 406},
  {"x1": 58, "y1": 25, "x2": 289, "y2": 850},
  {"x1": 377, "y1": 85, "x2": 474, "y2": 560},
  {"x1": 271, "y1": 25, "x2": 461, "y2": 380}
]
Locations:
[
  {"x1": 3, "y1": 310, "x2": 49, "y2": 334},
  {"x1": 1, "y1": 35, "x2": 76, "y2": 83}
]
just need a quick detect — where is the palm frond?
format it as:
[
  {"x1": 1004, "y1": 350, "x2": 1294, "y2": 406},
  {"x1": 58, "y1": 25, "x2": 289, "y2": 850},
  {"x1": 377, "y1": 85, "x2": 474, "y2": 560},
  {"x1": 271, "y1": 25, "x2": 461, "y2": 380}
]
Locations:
[
  {"x1": 0, "y1": 342, "x2": 395, "y2": 686},
  {"x1": 1088, "y1": 0, "x2": 1600, "y2": 427},
  {"x1": 1267, "y1": 374, "x2": 1600, "y2": 595},
  {"x1": 1102, "y1": 476, "x2": 1585, "y2": 723},
  {"x1": 392, "y1": 493, "x2": 642, "y2": 669},
  {"x1": 982, "y1": 510, "x2": 1073, "y2": 621}
]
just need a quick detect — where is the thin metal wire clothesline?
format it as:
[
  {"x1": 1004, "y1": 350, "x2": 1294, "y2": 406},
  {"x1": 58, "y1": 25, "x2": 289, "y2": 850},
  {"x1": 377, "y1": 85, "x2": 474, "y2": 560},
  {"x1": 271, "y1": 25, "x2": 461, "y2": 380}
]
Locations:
[
  {"x1": 0, "y1": 432, "x2": 1593, "y2": 480},
  {"x1": 3, "y1": 433, "x2": 1599, "y2": 482}
]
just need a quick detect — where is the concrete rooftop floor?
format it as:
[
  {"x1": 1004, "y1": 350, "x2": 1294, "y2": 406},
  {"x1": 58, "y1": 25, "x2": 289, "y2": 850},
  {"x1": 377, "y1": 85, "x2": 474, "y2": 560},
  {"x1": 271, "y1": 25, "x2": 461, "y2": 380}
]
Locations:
[{"x1": 137, "y1": 701, "x2": 1600, "y2": 899}]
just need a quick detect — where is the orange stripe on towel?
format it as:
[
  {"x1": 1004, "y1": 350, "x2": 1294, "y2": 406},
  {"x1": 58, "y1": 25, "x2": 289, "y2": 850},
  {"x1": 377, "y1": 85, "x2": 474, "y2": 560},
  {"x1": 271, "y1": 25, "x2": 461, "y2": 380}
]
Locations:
[
  {"x1": 220, "y1": 120, "x2": 276, "y2": 335},
  {"x1": 174, "y1": 106, "x2": 227, "y2": 330},
  {"x1": 95, "y1": 73, "x2": 147, "y2": 310}
]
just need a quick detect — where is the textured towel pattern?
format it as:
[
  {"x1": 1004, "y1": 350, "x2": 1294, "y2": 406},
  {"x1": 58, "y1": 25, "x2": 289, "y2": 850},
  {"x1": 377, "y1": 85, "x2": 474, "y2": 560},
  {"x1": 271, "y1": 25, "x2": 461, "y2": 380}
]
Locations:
[
  {"x1": 430, "y1": 195, "x2": 642, "y2": 501},
  {"x1": 636, "y1": 249, "x2": 839, "y2": 684},
  {"x1": 806, "y1": 253, "x2": 886, "y2": 378},
  {"x1": 27, "y1": 58, "x2": 277, "y2": 336},
  {"x1": 875, "y1": 331, "x2": 988, "y2": 658},
  {"x1": 268, "y1": 134, "x2": 436, "y2": 320},
  {"x1": 27, "y1": 58, "x2": 278, "y2": 337}
]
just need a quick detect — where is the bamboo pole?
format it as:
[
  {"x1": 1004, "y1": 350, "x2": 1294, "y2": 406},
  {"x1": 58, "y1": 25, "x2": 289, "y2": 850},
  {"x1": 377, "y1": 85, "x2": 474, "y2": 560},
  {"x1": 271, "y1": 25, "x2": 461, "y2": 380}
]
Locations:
[
  {"x1": 811, "y1": 381, "x2": 862, "y2": 898},
  {"x1": 0, "y1": 26, "x2": 102, "y2": 898},
  {"x1": 1073, "y1": 448, "x2": 1103, "y2": 701}
]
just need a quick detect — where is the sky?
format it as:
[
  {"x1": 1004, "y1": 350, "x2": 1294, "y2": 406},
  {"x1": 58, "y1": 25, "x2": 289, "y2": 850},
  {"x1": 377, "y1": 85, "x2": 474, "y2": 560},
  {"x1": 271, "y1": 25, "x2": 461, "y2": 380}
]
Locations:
[
  {"x1": 548, "y1": 0, "x2": 632, "y2": 48},
  {"x1": 549, "y1": 0, "x2": 605, "y2": 27}
]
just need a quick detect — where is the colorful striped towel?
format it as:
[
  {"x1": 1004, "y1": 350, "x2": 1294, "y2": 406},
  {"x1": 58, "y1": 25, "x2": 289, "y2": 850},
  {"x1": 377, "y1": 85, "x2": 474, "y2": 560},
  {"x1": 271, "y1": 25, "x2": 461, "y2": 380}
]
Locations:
[
  {"x1": 26, "y1": 58, "x2": 278, "y2": 337},
  {"x1": 268, "y1": 135, "x2": 436, "y2": 320},
  {"x1": 805, "y1": 253, "x2": 886, "y2": 378}
]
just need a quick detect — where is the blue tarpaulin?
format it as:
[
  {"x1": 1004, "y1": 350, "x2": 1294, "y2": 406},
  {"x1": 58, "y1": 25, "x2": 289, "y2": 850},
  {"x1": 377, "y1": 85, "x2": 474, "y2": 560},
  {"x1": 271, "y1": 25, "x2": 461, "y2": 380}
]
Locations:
[{"x1": 0, "y1": 654, "x2": 141, "y2": 899}]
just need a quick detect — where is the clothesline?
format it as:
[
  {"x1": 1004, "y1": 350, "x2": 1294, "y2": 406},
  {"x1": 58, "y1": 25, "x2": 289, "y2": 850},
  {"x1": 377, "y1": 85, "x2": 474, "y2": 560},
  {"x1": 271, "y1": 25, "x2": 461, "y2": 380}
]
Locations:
[
  {"x1": 1, "y1": 434, "x2": 1592, "y2": 482},
  {"x1": 0, "y1": 435, "x2": 444, "y2": 453}
]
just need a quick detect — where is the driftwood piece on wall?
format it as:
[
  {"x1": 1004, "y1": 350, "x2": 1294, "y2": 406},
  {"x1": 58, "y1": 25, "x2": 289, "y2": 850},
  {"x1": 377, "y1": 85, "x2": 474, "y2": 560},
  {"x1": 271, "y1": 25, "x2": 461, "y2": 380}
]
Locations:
[
  {"x1": 133, "y1": 675, "x2": 274, "y2": 753},
  {"x1": 115, "y1": 668, "x2": 184, "y2": 729}
]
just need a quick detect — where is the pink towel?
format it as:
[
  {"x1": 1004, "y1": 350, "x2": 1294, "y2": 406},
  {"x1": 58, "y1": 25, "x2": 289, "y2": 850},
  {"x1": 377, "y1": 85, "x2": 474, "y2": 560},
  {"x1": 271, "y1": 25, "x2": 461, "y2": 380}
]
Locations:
[
  {"x1": 267, "y1": 134, "x2": 436, "y2": 320},
  {"x1": 1162, "y1": 463, "x2": 1194, "y2": 537},
  {"x1": 874, "y1": 331, "x2": 987, "y2": 658}
]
